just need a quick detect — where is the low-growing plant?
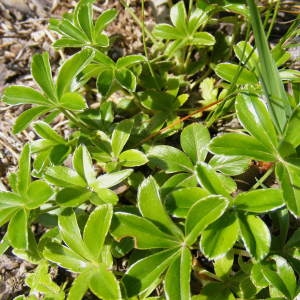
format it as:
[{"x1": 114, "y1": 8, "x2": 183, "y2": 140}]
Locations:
[{"x1": 1, "y1": 0, "x2": 300, "y2": 299}]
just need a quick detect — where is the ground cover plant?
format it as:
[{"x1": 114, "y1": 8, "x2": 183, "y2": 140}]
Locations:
[{"x1": 1, "y1": 0, "x2": 300, "y2": 299}]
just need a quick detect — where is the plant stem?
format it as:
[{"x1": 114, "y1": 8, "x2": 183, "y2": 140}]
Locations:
[{"x1": 250, "y1": 166, "x2": 274, "y2": 190}]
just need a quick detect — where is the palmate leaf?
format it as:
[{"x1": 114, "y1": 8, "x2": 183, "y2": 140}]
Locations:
[
  {"x1": 111, "y1": 119, "x2": 133, "y2": 157},
  {"x1": 17, "y1": 144, "x2": 31, "y2": 196},
  {"x1": 94, "y1": 8, "x2": 118, "y2": 33},
  {"x1": 238, "y1": 214, "x2": 271, "y2": 261},
  {"x1": 262, "y1": 255, "x2": 297, "y2": 299},
  {"x1": 164, "y1": 247, "x2": 192, "y2": 300},
  {"x1": 138, "y1": 176, "x2": 183, "y2": 239},
  {"x1": 111, "y1": 213, "x2": 180, "y2": 249},
  {"x1": 236, "y1": 93, "x2": 278, "y2": 150},
  {"x1": 56, "y1": 48, "x2": 95, "y2": 99},
  {"x1": 200, "y1": 212, "x2": 239, "y2": 259},
  {"x1": 122, "y1": 248, "x2": 180, "y2": 297},
  {"x1": 209, "y1": 133, "x2": 276, "y2": 162},
  {"x1": 31, "y1": 52, "x2": 56, "y2": 100},
  {"x1": 234, "y1": 189, "x2": 284, "y2": 213},
  {"x1": 195, "y1": 162, "x2": 231, "y2": 197},
  {"x1": 83, "y1": 205, "x2": 113, "y2": 261},
  {"x1": 185, "y1": 195, "x2": 229, "y2": 245},
  {"x1": 7, "y1": 209, "x2": 28, "y2": 249},
  {"x1": 34, "y1": 121, "x2": 66, "y2": 144},
  {"x1": 2, "y1": 86, "x2": 51, "y2": 106},
  {"x1": 58, "y1": 208, "x2": 93, "y2": 260},
  {"x1": 276, "y1": 162, "x2": 300, "y2": 217},
  {"x1": 148, "y1": 145, "x2": 193, "y2": 173},
  {"x1": 180, "y1": 123, "x2": 210, "y2": 164}
]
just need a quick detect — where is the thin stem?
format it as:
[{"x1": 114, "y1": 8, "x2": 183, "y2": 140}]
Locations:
[
  {"x1": 250, "y1": 166, "x2": 274, "y2": 190},
  {"x1": 141, "y1": 0, "x2": 160, "y2": 90},
  {"x1": 59, "y1": 108, "x2": 91, "y2": 130}
]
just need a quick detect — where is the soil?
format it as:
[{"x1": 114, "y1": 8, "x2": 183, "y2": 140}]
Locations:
[{"x1": 0, "y1": 0, "x2": 299, "y2": 298}]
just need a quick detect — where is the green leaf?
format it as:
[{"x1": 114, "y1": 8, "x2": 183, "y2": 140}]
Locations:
[
  {"x1": 191, "y1": 32, "x2": 216, "y2": 46},
  {"x1": 56, "y1": 48, "x2": 95, "y2": 98},
  {"x1": 59, "y1": 92, "x2": 87, "y2": 111},
  {"x1": 215, "y1": 63, "x2": 258, "y2": 84},
  {"x1": 13, "y1": 106, "x2": 50, "y2": 134},
  {"x1": 0, "y1": 207, "x2": 19, "y2": 227},
  {"x1": 165, "y1": 247, "x2": 191, "y2": 300},
  {"x1": 7, "y1": 209, "x2": 28, "y2": 249},
  {"x1": 283, "y1": 105, "x2": 300, "y2": 148},
  {"x1": 180, "y1": 123, "x2": 210, "y2": 163},
  {"x1": 195, "y1": 162, "x2": 230, "y2": 197},
  {"x1": 52, "y1": 18, "x2": 88, "y2": 41},
  {"x1": 138, "y1": 176, "x2": 183, "y2": 239},
  {"x1": 286, "y1": 228, "x2": 300, "y2": 248},
  {"x1": 58, "y1": 208, "x2": 92, "y2": 260},
  {"x1": 148, "y1": 145, "x2": 193, "y2": 173},
  {"x1": 43, "y1": 242, "x2": 89, "y2": 273},
  {"x1": 276, "y1": 162, "x2": 300, "y2": 217},
  {"x1": 185, "y1": 195, "x2": 229, "y2": 245},
  {"x1": 111, "y1": 213, "x2": 179, "y2": 249},
  {"x1": 17, "y1": 144, "x2": 31, "y2": 196},
  {"x1": 165, "y1": 187, "x2": 209, "y2": 218},
  {"x1": 119, "y1": 149, "x2": 148, "y2": 167},
  {"x1": 262, "y1": 255, "x2": 297, "y2": 299},
  {"x1": 53, "y1": 38, "x2": 86, "y2": 48},
  {"x1": 83, "y1": 204, "x2": 113, "y2": 261},
  {"x1": 2, "y1": 86, "x2": 50, "y2": 106},
  {"x1": 115, "y1": 68, "x2": 136, "y2": 92},
  {"x1": 111, "y1": 119, "x2": 133, "y2": 157},
  {"x1": 34, "y1": 121, "x2": 66, "y2": 144},
  {"x1": 170, "y1": 1, "x2": 187, "y2": 32},
  {"x1": 153, "y1": 24, "x2": 183, "y2": 40},
  {"x1": 234, "y1": 189, "x2": 284, "y2": 213},
  {"x1": 122, "y1": 248, "x2": 179, "y2": 297},
  {"x1": 234, "y1": 41, "x2": 259, "y2": 71},
  {"x1": 0, "y1": 191, "x2": 23, "y2": 208},
  {"x1": 56, "y1": 187, "x2": 92, "y2": 207},
  {"x1": 200, "y1": 212, "x2": 239, "y2": 259},
  {"x1": 209, "y1": 133, "x2": 276, "y2": 161},
  {"x1": 89, "y1": 264, "x2": 121, "y2": 300},
  {"x1": 93, "y1": 169, "x2": 132, "y2": 189},
  {"x1": 45, "y1": 166, "x2": 86, "y2": 188},
  {"x1": 214, "y1": 250, "x2": 234, "y2": 279},
  {"x1": 25, "y1": 180, "x2": 53, "y2": 209},
  {"x1": 73, "y1": 145, "x2": 96, "y2": 185},
  {"x1": 236, "y1": 93, "x2": 278, "y2": 150},
  {"x1": 26, "y1": 261, "x2": 64, "y2": 297},
  {"x1": 94, "y1": 8, "x2": 118, "y2": 33},
  {"x1": 238, "y1": 214, "x2": 271, "y2": 261},
  {"x1": 31, "y1": 52, "x2": 56, "y2": 100},
  {"x1": 96, "y1": 69, "x2": 114, "y2": 98},
  {"x1": 75, "y1": 2, "x2": 93, "y2": 40},
  {"x1": 116, "y1": 55, "x2": 146, "y2": 69},
  {"x1": 209, "y1": 155, "x2": 250, "y2": 176},
  {"x1": 91, "y1": 187, "x2": 118, "y2": 205},
  {"x1": 67, "y1": 271, "x2": 91, "y2": 300},
  {"x1": 251, "y1": 263, "x2": 269, "y2": 288}
]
